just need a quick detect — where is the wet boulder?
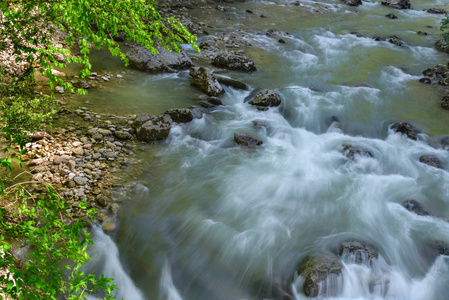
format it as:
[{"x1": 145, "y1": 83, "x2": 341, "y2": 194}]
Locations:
[
  {"x1": 419, "y1": 78, "x2": 431, "y2": 84},
  {"x1": 381, "y1": 0, "x2": 410, "y2": 9},
  {"x1": 135, "y1": 114, "x2": 173, "y2": 141},
  {"x1": 189, "y1": 67, "x2": 225, "y2": 96},
  {"x1": 341, "y1": 0, "x2": 362, "y2": 6},
  {"x1": 212, "y1": 51, "x2": 257, "y2": 72},
  {"x1": 249, "y1": 90, "x2": 282, "y2": 107},
  {"x1": 165, "y1": 108, "x2": 194, "y2": 123},
  {"x1": 419, "y1": 155, "x2": 445, "y2": 169},
  {"x1": 427, "y1": 8, "x2": 447, "y2": 14},
  {"x1": 297, "y1": 254, "x2": 343, "y2": 297},
  {"x1": 441, "y1": 94, "x2": 449, "y2": 110},
  {"x1": 340, "y1": 241, "x2": 378, "y2": 263},
  {"x1": 215, "y1": 75, "x2": 249, "y2": 90},
  {"x1": 234, "y1": 132, "x2": 263, "y2": 147},
  {"x1": 403, "y1": 200, "x2": 429, "y2": 216},
  {"x1": 390, "y1": 122, "x2": 421, "y2": 140},
  {"x1": 133, "y1": 114, "x2": 152, "y2": 129},
  {"x1": 387, "y1": 35, "x2": 404, "y2": 46},
  {"x1": 385, "y1": 13, "x2": 398, "y2": 19},
  {"x1": 435, "y1": 39, "x2": 449, "y2": 54},
  {"x1": 340, "y1": 144, "x2": 373, "y2": 161},
  {"x1": 126, "y1": 44, "x2": 193, "y2": 73}
]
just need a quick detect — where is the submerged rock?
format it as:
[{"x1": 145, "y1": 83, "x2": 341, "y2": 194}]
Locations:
[
  {"x1": 403, "y1": 200, "x2": 429, "y2": 216},
  {"x1": 419, "y1": 155, "x2": 445, "y2": 169},
  {"x1": 340, "y1": 241, "x2": 378, "y2": 263},
  {"x1": 297, "y1": 254, "x2": 343, "y2": 297},
  {"x1": 165, "y1": 108, "x2": 194, "y2": 123},
  {"x1": 340, "y1": 144, "x2": 373, "y2": 161},
  {"x1": 385, "y1": 13, "x2": 398, "y2": 19},
  {"x1": 234, "y1": 132, "x2": 263, "y2": 147},
  {"x1": 215, "y1": 75, "x2": 249, "y2": 90},
  {"x1": 126, "y1": 44, "x2": 193, "y2": 73},
  {"x1": 390, "y1": 122, "x2": 421, "y2": 140},
  {"x1": 189, "y1": 67, "x2": 225, "y2": 96},
  {"x1": 249, "y1": 90, "x2": 282, "y2": 107},
  {"x1": 427, "y1": 8, "x2": 447, "y2": 14},
  {"x1": 419, "y1": 78, "x2": 431, "y2": 84},
  {"x1": 341, "y1": 0, "x2": 362, "y2": 6},
  {"x1": 212, "y1": 52, "x2": 257, "y2": 72},
  {"x1": 135, "y1": 114, "x2": 173, "y2": 141},
  {"x1": 381, "y1": 0, "x2": 410, "y2": 9}
]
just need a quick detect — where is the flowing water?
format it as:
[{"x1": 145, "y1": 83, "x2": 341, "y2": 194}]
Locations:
[{"x1": 82, "y1": 0, "x2": 449, "y2": 299}]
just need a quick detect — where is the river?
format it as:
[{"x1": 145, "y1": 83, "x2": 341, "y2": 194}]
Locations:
[{"x1": 79, "y1": 0, "x2": 449, "y2": 299}]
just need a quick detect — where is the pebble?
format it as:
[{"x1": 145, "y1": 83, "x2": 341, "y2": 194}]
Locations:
[{"x1": 74, "y1": 176, "x2": 89, "y2": 186}]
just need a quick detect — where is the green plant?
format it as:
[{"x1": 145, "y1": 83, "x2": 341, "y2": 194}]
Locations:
[
  {"x1": 442, "y1": 14, "x2": 449, "y2": 41},
  {"x1": 0, "y1": 0, "x2": 199, "y2": 95},
  {"x1": 0, "y1": 186, "x2": 116, "y2": 300}
]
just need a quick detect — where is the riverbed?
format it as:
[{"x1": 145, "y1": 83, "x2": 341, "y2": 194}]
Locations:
[{"x1": 80, "y1": 1, "x2": 449, "y2": 299}]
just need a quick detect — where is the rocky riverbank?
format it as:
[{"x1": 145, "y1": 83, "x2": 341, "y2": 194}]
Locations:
[{"x1": 12, "y1": 0, "x2": 449, "y2": 298}]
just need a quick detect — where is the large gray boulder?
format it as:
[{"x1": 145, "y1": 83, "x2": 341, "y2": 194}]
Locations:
[
  {"x1": 126, "y1": 44, "x2": 193, "y2": 73},
  {"x1": 381, "y1": 0, "x2": 410, "y2": 9},
  {"x1": 249, "y1": 90, "x2": 282, "y2": 107},
  {"x1": 298, "y1": 254, "x2": 343, "y2": 297},
  {"x1": 189, "y1": 67, "x2": 225, "y2": 96},
  {"x1": 212, "y1": 52, "x2": 257, "y2": 72},
  {"x1": 135, "y1": 114, "x2": 173, "y2": 141}
]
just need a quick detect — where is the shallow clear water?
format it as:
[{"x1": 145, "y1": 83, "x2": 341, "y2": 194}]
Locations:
[{"x1": 85, "y1": 0, "x2": 449, "y2": 299}]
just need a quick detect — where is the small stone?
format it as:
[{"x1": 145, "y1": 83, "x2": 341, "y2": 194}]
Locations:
[
  {"x1": 97, "y1": 213, "x2": 108, "y2": 222},
  {"x1": 114, "y1": 130, "x2": 133, "y2": 140},
  {"x1": 72, "y1": 147, "x2": 84, "y2": 156},
  {"x1": 74, "y1": 176, "x2": 89, "y2": 186},
  {"x1": 96, "y1": 196, "x2": 107, "y2": 207},
  {"x1": 68, "y1": 173, "x2": 75, "y2": 180},
  {"x1": 108, "y1": 203, "x2": 119, "y2": 213},
  {"x1": 98, "y1": 129, "x2": 112, "y2": 136},
  {"x1": 29, "y1": 159, "x2": 44, "y2": 166},
  {"x1": 105, "y1": 152, "x2": 117, "y2": 159},
  {"x1": 102, "y1": 222, "x2": 116, "y2": 231},
  {"x1": 92, "y1": 134, "x2": 103, "y2": 141},
  {"x1": 53, "y1": 155, "x2": 71, "y2": 165}
]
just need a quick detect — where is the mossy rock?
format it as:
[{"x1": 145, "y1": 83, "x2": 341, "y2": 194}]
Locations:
[{"x1": 298, "y1": 254, "x2": 343, "y2": 297}]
